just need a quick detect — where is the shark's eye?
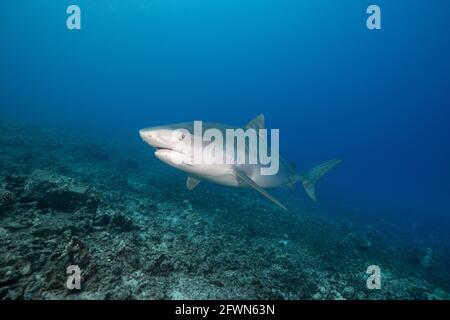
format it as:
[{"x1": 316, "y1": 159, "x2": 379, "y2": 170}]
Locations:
[{"x1": 179, "y1": 134, "x2": 186, "y2": 141}]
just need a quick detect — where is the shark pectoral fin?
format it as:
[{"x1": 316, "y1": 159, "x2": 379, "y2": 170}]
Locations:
[
  {"x1": 235, "y1": 170, "x2": 288, "y2": 211},
  {"x1": 186, "y1": 176, "x2": 201, "y2": 190},
  {"x1": 244, "y1": 114, "x2": 265, "y2": 130}
]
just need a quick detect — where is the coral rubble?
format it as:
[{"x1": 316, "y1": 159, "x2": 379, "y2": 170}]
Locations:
[{"x1": 0, "y1": 122, "x2": 449, "y2": 300}]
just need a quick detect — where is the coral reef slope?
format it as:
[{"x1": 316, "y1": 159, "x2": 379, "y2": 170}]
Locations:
[{"x1": 0, "y1": 122, "x2": 449, "y2": 300}]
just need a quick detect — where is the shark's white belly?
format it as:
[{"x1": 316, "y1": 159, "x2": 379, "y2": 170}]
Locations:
[
  {"x1": 202, "y1": 173, "x2": 241, "y2": 187},
  {"x1": 187, "y1": 164, "x2": 242, "y2": 187},
  {"x1": 192, "y1": 164, "x2": 288, "y2": 189}
]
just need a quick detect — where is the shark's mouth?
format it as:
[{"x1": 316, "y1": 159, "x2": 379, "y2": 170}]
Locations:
[
  {"x1": 154, "y1": 148, "x2": 189, "y2": 166},
  {"x1": 154, "y1": 147, "x2": 184, "y2": 156},
  {"x1": 154, "y1": 147, "x2": 176, "y2": 152},
  {"x1": 153, "y1": 144, "x2": 188, "y2": 160}
]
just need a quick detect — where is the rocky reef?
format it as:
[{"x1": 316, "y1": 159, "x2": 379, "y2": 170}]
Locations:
[{"x1": 0, "y1": 121, "x2": 449, "y2": 300}]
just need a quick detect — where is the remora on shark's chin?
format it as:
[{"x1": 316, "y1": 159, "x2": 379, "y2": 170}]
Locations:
[{"x1": 139, "y1": 114, "x2": 341, "y2": 211}]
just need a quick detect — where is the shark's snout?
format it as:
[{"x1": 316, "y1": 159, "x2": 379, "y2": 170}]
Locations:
[
  {"x1": 138, "y1": 128, "x2": 146, "y2": 138},
  {"x1": 139, "y1": 129, "x2": 149, "y2": 141},
  {"x1": 139, "y1": 128, "x2": 159, "y2": 140},
  {"x1": 139, "y1": 128, "x2": 169, "y2": 149},
  {"x1": 139, "y1": 127, "x2": 188, "y2": 153}
]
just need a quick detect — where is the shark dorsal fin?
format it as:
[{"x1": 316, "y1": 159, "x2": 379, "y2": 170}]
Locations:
[
  {"x1": 245, "y1": 114, "x2": 265, "y2": 130},
  {"x1": 186, "y1": 176, "x2": 201, "y2": 190}
]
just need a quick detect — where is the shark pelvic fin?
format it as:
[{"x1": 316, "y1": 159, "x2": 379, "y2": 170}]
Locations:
[
  {"x1": 235, "y1": 169, "x2": 288, "y2": 211},
  {"x1": 298, "y1": 158, "x2": 342, "y2": 202},
  {"x1": 244, "y1": 114, "x2": 265, "y2": 130},
  {"x1": 186, "y1": 176, "x2": 201, "y2": 190}
]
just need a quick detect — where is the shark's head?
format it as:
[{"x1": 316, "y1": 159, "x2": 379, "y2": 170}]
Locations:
[{"x1": 139, "y1": 124, "x2": 194, "y2": 170}]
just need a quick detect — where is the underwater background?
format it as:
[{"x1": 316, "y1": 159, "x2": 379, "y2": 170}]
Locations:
[{"x1": 0, "y1": 0, "x2": 449, "y2": 299}]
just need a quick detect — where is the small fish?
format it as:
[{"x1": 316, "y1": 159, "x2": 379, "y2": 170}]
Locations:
[{"x1": 139, "y1": 114, "x2": 341, "y2": 210}]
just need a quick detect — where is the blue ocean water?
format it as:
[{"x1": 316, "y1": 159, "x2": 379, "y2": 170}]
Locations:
[{"x1": 0, "y1": 1, "x2": 449, "y2": 298}]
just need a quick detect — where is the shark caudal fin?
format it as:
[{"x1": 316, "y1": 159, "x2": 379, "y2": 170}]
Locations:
[{"x1": 297, "y1": 159, "x2": 342, "y2": 202}]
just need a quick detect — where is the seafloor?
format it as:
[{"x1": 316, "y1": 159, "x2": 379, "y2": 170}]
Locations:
[{"x1": 0, "y1": 121, "x2": 449, "y2": 300}]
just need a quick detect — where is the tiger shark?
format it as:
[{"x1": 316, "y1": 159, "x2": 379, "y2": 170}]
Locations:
[{"x1": 139, "y1": 114, "x2": 341, "y2": 210}]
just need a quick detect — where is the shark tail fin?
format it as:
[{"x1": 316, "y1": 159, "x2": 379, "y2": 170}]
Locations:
[{"x1": 297, "y1": 158, "x2": 342, "y2": 202}]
